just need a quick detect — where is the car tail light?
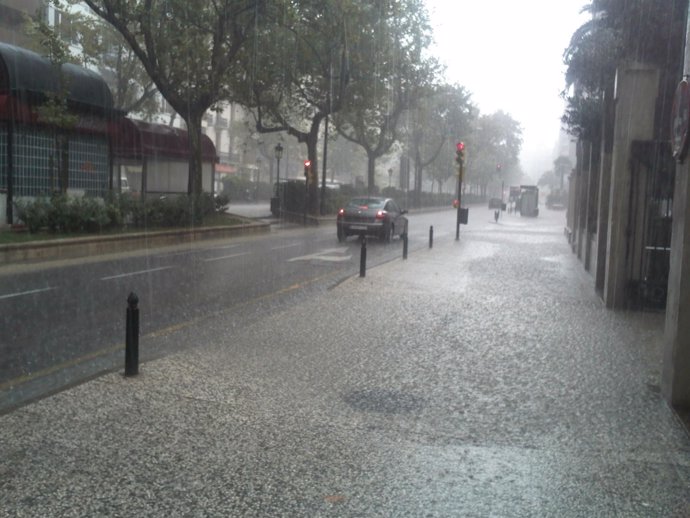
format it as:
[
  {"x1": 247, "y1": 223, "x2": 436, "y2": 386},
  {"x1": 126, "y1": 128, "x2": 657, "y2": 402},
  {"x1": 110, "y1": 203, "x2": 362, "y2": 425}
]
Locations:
[
  {"x1": 337, "y1": 208, "x2": 344, "y2": 218},
  {"x1": 375, "y1": 210, "x2": 386, "y2": 220}
]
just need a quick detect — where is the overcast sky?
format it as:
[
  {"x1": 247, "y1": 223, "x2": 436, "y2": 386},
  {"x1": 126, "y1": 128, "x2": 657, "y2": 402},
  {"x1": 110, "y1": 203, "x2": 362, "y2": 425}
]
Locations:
[{"x1": 425, "y1": 0, "x2": 589, "y2": 180}]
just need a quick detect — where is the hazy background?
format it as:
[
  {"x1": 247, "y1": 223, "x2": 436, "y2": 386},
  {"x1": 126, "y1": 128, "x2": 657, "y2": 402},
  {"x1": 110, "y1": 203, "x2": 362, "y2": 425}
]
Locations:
[{"x1": 426, "y1": 0, "x2": 588, "y2": 181}]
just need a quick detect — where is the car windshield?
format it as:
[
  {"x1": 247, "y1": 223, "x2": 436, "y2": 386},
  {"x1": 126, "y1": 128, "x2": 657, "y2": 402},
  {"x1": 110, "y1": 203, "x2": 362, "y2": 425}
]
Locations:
[
  {"x1": 2, "y1": 1, "x2": 689, "y2": 516},
  {"x1": 347, "y1": 198, "x2": 385, "y2": 209}
]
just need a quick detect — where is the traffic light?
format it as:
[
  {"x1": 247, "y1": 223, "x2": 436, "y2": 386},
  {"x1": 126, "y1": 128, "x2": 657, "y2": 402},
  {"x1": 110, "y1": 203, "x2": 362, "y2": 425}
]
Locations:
[
  {"x1": 455, "y1": 142, "x2": 465, "y2": 166},
  {"x1": 303, "y1": 160, "x2": 311, "y2": 178}
]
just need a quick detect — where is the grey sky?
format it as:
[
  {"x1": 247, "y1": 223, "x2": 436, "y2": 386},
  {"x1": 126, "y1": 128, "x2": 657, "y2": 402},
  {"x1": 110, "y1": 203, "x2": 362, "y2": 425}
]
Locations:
[{"x1": 426, "y1": 0, "x2": 588, "y2": 179}]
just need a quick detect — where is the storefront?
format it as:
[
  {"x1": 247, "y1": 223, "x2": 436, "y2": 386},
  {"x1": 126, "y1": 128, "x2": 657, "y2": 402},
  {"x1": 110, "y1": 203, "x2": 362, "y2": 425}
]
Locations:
[
  {"x1": 0, "y1": 42, "x2": 116, "y2": 225},
  {"x1": 110, "y1": 118, "x2": 217, "y2": 198}
]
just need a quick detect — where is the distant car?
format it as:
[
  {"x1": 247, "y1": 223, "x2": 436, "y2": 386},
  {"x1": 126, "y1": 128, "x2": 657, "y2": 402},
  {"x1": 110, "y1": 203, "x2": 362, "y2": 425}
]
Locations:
[{"x1": 336, "y1": 196, "x2": 408, "y2": 243}]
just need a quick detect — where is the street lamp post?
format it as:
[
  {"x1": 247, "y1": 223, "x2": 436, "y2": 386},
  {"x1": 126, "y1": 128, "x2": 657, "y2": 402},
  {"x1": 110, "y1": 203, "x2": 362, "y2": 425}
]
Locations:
[
  {"x1": 388, "y1": 168, "x2": 393, "y2": 187},
  {"x1": 274, "y1": 143, "x2": 283, "y2": 213}
]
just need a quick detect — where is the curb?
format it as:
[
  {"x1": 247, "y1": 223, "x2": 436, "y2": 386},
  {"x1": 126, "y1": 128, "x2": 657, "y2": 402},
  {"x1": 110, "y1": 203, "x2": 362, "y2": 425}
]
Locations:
[{"x1": 0, "y1": 220, "x2": 270, "y2": 265}]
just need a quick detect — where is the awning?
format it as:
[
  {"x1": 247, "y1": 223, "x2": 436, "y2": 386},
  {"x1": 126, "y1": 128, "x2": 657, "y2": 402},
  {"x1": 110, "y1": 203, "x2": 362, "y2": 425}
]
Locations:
[
  {"x1": 215, "y1": 163, "x2": 237, "y2": 174},
  {"x1": 0, "y1": 94, "x2": 109, "y2": 133},
  {"x1": 111, "y1": 118, "x2": 218, "y2": 162},
  {"x1": 0, "y1": 42, "x2": 114, "y2": 113}
]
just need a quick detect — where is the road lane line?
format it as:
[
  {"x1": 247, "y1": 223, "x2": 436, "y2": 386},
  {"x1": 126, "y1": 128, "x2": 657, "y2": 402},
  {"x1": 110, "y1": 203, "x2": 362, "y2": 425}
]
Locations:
[
  {"x1": 270, "y1": 243, "x2": 301, "y2": 251},
  {"x1": 0, "y1": 287, "x2": 56, "y2": 300},
  {"x1": 202, "y1": 252, "x2": 251, "y2": 263},
  {"x1": 100, "y1": 266, "x2": 173, "y2": 281},
  {"x1": 288, "y1": 248, "x2": 351, "y2": 263},
  {"x1": 212, "y1": 243, "x2": 242, "y2": 250}
]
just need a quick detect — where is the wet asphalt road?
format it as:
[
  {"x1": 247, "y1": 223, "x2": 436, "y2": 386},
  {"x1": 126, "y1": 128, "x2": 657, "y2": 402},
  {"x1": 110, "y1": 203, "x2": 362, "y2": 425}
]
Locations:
[{"x1": 1, "y1": 206, "x2": 689, "y2": 516}]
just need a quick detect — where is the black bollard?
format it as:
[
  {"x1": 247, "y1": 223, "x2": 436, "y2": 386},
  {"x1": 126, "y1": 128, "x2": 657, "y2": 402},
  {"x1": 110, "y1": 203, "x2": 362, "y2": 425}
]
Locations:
[
  {"x1": 359, "y1": 235, "x2": 367, "y2": 277},
  {"x1": 402, "y1": 233, "x2": 408, "y2": 260},
  {"x1": 429, "y1": 226, "x2": 434, "y2": 249},
  {"x1": 125, "y1": 292, "x2": 139, "y2": 376}
]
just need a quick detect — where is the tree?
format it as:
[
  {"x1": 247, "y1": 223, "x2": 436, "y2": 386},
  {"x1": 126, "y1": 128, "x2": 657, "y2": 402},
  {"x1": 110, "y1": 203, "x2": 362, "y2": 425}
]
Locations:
[
  {"x1": 81, "y1": 0, "x2": 260, "y2": 212},
  {"x1": 465, "y1": 111, "x2": 522, "y2": 197},
  {"x1": 553, "y1": 155, "x2": 573, "y2": 190},
  {"x1": 71, "y1": 6, "x2": 160, "y2": 117},
  {"x1": 562, "y1": 0, "x2": 687, "y2": 142},
  {"x1": 30, "y1": 1, "x2": 161, "y2": 118},
  {"x1": 234, "y1": 0, "x2": 351, "y2": 215},
  {"x1": 400, "y1": 84, "x2": 475, "y2": 204},
  {"x1": 23, "y1": 6, "x2": 80, "y2": 195},
  {"x1": 335, "y1": 0, "x2": 441, "y2": 196},
  {"x1": 538, "y1": 170, "x2": 557, "y2": 189}
]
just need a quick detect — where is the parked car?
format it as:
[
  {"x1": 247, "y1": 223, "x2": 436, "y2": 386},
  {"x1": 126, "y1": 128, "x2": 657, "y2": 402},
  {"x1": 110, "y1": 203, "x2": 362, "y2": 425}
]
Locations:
[{"x1": 336, "y1": 196, "x2": 408, "y2": 243}]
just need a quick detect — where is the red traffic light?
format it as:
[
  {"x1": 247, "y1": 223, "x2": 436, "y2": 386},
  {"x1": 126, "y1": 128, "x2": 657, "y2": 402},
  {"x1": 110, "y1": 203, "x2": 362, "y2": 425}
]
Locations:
[
  {"x1": 304, "y1": 160, "x2": 311, "y2": 167},
  {"x1": 455, "y1": 142, "x2": 465, "y2": 166}
]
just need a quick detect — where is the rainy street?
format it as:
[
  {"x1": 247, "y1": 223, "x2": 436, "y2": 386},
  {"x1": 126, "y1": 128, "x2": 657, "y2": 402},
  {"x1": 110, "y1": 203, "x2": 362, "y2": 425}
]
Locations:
[{"x1": 1, "y1": 206, "x2": 688, "y2": 517}]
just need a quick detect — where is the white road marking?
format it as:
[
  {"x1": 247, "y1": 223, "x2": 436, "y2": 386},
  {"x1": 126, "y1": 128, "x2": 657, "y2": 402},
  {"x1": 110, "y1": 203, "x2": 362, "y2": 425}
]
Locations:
[
  {"x1": 202, "y1": 252, "x2": 251, "y2": 263},
  {"x1": 0, "y1": 287, "x2": 56, "y2": 300},
  {"x1": 212, "y1": 243, "x2": 242, "y2": 250},
  {"x1": 100, "y1": 266, "x2": 173, "y2": 280},
  {"x1": 288, "y1": 248, "x2": 352, "y2": 263},
  {"x1": 271, "y1": 243, "x2": 302, "y2": 251}
]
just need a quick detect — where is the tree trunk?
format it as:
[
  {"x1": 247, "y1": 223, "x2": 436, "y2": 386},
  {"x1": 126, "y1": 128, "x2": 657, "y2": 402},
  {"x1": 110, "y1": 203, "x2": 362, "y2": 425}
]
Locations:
[
  {"x1": 367, "y1": 152, "x2": 376, "y2": 194},
  {"x1": 186, "y1": 114, "x2": 204, "y2": 198},
  {"x1": 306, "y1": 133, "x2": 319, "y2": 215},
  {"x1": 414, "y1": 152, "x2": 422, "y2": 208},
  {"x1": 179, "y1": 112, "x2": 206, "y2": 223}
]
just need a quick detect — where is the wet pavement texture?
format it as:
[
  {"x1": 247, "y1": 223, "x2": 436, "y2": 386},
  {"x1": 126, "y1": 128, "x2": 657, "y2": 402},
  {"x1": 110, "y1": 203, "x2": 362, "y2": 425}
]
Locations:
[{"x1": 1, "y1": 209, "x2": 689, "y2": 517}]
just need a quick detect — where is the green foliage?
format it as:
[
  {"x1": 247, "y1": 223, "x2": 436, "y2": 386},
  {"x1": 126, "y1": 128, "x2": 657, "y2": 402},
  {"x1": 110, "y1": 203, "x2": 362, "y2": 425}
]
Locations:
[
  {"x1": 320, "y1": 189, "x2": 351, "y2": 215},
  {"x1": 14, "y1": 197, "x2": 52, "y2": 233},
  {"x1": 399, "y1": 84, "x2": 476, "y2": 205},
  {"x1": 334, "y1": 0, "x2": 442, "y2": 193},
  {"x1": 464, "y1": 111, "x2": 523, "y2": 190},
  {"x1": 82, "y1": 0, "x2": 260, "y2": 197},
  {"x1": 15, "y1": 194, "x2": 112, "y2": 233},
  {"x1": 214, "y1": 194, "x2": 230, "y2": 213},
  {"x1": 126, "y1": 194, "x2": 218, "y2": 228},
  {"x1": 24, "y1": 5, "x2": 79, "y2": 130},
  {"x1": 54, "y1": 0, "x2": 160, "y2": 117},
  {"x1": 562, "y1": 0, "x2": 687, "y2": 140},
  {"x1": 14, "y1": 193, "x2": 227, "y2": 234}
]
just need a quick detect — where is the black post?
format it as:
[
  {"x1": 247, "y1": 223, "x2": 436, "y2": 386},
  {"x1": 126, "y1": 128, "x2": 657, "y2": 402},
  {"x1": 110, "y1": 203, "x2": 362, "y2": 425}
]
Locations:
[
  {"x1": 303, "y1": 178, "x2": 308, "y2": 225},
  {"x1": 6, "y1": 122, "x2": 14, "y2": 224},
  {"x1": 429, "y1": 226, "x2": 434, "y2": 249},
  {"x1": 125, "y1": 292, "x2": 139, "y2": 376},
  {"x1": 403, "y1": 233, "x2": 408, "y2": 260},
  {"x1": 359, "y1": 235, "x2": 367, "y2": 277},
  {"x1": 456, "y1": 161, "x2": 463, "y2": 241},
  {"x1": 455, "y1": 205, "x2": 460, "y2": 240}
]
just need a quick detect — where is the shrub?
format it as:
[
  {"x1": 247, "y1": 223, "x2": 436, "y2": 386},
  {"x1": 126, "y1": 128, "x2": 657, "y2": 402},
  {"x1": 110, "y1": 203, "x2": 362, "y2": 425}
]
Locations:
[
  {"x1": 17, "y1": 194, "x2": 119, "y2": 233},
  {"x1": 15, "y1": 191, "x2": 231, "y2": 234},
  {"x1": 15, "y1": 197, "x2": 51, "y2": 233},
  {"x1": 214, "y1": 193, "x2": 230, "y2": 213}
]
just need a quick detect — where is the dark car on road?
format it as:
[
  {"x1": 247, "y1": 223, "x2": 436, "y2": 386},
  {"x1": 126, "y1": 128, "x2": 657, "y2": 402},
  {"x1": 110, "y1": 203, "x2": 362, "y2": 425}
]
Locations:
[{"x1": 336, "y1": 197, "x2": 408, "y2": 242}]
